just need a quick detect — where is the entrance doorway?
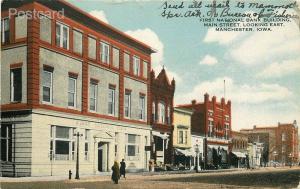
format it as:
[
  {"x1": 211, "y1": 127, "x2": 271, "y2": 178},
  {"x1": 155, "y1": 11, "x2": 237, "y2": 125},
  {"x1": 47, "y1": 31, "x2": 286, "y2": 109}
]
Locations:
[{"x1": 98, "y1": 142, "x2": 108, "y2": 172}]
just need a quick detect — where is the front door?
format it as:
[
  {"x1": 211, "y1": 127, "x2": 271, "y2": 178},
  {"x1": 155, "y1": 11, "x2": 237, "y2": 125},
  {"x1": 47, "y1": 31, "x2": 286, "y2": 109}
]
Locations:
[{"x1": 98, "y1": 142, "x2": 105, "y2": 172}]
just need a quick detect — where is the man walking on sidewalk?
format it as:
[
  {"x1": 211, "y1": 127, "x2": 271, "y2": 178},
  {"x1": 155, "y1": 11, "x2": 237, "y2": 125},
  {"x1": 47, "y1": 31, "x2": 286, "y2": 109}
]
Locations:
[{"x1": 120, "y1": 159, "x2": 126, "y2": 179}]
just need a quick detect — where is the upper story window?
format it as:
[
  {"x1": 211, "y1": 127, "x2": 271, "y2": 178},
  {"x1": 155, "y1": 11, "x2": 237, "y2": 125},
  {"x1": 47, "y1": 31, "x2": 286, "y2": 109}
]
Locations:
[
  {"x1": 282, "y1": 133, "x2": 286, "y2": 141},
  {"x1": 166, "y1": 106, "x2": 171, "y2": 124},
  {"x1": 112, "y1": 47, "x2": 120, "y2": 68},
  {"x1": 56, "y1": 22, "x2": 69, "y2": 49},
  {"x1": 158, "y1": 101, "x2": 165, "y2": 124},
  {"x1": 68, "y1": 77, "x2": 77, "y2": 107},
  {"x1": 152, "y1": 102, "x2": 156, "y2": 122},
  {"x1": 100, "y1": 42, "x2": 110, "y2": 64},
  {"x1": 1, "y1": 18, "x2": 10, "y2": 44},
  {"x1": 89, "y1": 82, "x2": 98, "y2": 112},
  {"x1": 124, "y1": 90, "x2": 131, "y2": 118},
  {"x1": 133, "y1": 56, "x2": 140, "y2": 76},
  {"x1": 108, "y1": 86, "x2": 115, "y2": 115},
  {"x1": 139, "y1": 95, "x2": 145, "y2": 120},
  {"x1": 10, "y1": 68, "x2": 22, "y2": 102},
  {"x1": 73, "y1": 30, "x2": 83, "y2": 55},
  {"x1": 124, "y1": 53, "x2": 130, "y2": 72},
  {"x1": 1, "y1": 124, "x2": 12, "y2": 162},
  {"x1": 42, "y1": 70, "x2": 53, "y2": 103},
  {"x1": 178, "y1": 130, "x2": 187, "y2": 144}
]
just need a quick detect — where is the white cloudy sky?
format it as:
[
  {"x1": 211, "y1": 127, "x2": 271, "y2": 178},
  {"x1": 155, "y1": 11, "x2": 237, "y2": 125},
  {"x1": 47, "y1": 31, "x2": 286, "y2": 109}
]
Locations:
[{"x1": 70, "y1": 0, "x2": 300, "y2": 131}]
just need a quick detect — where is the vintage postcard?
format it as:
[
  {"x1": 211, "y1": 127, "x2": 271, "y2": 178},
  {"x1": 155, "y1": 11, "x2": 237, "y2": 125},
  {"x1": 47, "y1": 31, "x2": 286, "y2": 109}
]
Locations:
[{"x1": 0, "y1": 0, "x2": 300, "y2": 188}]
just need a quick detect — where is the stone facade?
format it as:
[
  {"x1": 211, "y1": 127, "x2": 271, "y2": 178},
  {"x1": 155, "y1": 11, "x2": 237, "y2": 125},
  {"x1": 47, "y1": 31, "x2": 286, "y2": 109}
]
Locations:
[{"x1": 1, "y1": 0, "x2": 154, "y2": 177}]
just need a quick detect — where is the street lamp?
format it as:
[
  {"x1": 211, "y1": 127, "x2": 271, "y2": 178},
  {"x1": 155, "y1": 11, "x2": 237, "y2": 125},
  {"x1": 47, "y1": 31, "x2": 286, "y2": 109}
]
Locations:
[
  {"x1": 195, "y1": 144, "x2": 199, "y2": 173},
  {"x1": 74, "y1": 132, "x2": 83, "y2": 179}
]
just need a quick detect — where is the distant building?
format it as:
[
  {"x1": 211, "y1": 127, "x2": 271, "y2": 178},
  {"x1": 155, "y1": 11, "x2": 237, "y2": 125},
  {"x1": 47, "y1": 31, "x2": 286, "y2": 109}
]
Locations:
[
  {"x1": 230, "y1": 131, "x2": 248, "y2": 168},
  {"x1": 150, "y1": 68, "x2": 175, "y2": 165},
  {"x1": 247, "y1": 142, "x2": 264, "y2": 168},
  {"x1": 241, "y1": 121, "x2": 298, "y2": 165},
  {"x1": 172, "y1": 107, "x2": 193, "y2": 169},
  {"x1": 177, "y1": 93, "x2": 232, "y2": 168}
]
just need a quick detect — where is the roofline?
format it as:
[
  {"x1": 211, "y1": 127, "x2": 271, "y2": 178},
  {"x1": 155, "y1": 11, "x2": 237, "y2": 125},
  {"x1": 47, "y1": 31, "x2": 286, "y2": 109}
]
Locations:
[
  {"x1": 57, "y1": 0, "x2": 156, "y2": 53},
  {"x1": 174, "y1": 107, "x2": 193, "y2": 115}
]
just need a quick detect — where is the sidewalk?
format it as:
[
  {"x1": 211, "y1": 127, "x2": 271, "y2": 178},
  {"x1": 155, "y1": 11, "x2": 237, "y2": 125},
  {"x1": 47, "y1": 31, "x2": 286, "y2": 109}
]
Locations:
[{"x1": 0, "y1": 166, "x2": 298, "y2": 183}]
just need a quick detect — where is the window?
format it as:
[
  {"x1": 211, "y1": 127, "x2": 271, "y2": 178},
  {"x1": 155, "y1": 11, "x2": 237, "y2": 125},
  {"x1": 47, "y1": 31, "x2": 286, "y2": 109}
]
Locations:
[
  {"x1": 73, "y1": 30, "x2": 82, "y2": 54},
  {"x1": 166, "y1": 106, "x2": 170, "y2": 124},
  {"x1": 178, "y1": 130, "x2": 187, "y2": 144},
  {"x1": 100, "y1": 42, "x2": 110, "y2": 64},
  {"x1": 178, "y1": 130, "x2": 183, "y2": 144},
  {"x1": 124, "y1": 53, "x2": 130, "y2": 72},
  {"x1": 42, "y1": 70, "x2": 53, "y2": 103},
  {"x1": 56, "y1": 22, "x2": 69, "y2": 49},
  {"x1": 208, "y1": 120, "x2": 214, "y2": 137},
  {"x1": 139, "y1": 95, "x2": 145, "y2": 120},
  {"x1": 133, "y1": 56, "x2": 140, "y2": 76},
  {"x1": 50, "y1": 126, "x2": 74, "y2": 161},
  {"x1": 1, "y1": 124, "x2": 12, "y2": 162},
  {"x1": 89, "y1": 82, "x2": 97, "y2": 111},
  {"x1": 124, "y1": 90, "x2": 131, "y2": 118},
  {"x1": 84, "y1": 129, "x2": 89, "y2": 161},
  {"x1": 282, "y1": 133, "x2": 286, "y2": 141},
  {"x1": 152, "y1": 102, "x2": 156, "y2": 122},
  {"x1": 108, "y1": 86, "x2": 115, "y2": 115},
  {"x1": 112, "y1": 47, "x2": 119, "y2": 68},
  {"x1": 1, "y1": 18, "x2": 9, "y2": 43},
  {"x1": 10, "y1": 68, "x2": 22, "y2": 102},
  {"x1": 68, "y1": 77, "x2": 77, "y2": 107},
  {"x1": 158, "y1": 102, "x2": 165, "y2": 123},
  {"x1": 126, "y1": 134, "x2": 139, "y2": 158}
]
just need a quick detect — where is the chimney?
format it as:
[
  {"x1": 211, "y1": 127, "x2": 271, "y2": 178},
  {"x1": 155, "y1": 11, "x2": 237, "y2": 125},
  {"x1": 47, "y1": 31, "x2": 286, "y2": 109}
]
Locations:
[
  {"x1": 253, "y1": 125, "x2": 256, "y2": 129},
  {"x1": 278, "y1": 122, "x2": 280, "y2": 126},
  {"x1": 212, "y1": 96, "x2": 216, "y2": 104},
  {"x1": 192, "y1": 99, "x2": 196, "y2": 106}
]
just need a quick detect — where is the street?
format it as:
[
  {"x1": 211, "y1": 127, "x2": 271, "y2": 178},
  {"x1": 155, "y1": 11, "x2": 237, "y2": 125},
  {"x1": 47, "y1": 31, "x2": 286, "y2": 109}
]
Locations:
[{"x1": 1, "y1": 167, "x2": 300, "y2": 189}]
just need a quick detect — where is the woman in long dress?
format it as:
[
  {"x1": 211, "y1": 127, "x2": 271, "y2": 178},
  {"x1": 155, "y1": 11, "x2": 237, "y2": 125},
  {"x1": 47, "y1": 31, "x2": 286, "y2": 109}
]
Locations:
[{"x1": 111, "y1": 161, "x2": 120, "y2": 184}]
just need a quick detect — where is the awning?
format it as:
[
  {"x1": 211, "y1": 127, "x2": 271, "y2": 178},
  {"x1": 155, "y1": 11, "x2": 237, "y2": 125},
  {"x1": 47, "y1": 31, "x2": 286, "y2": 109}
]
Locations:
[
  {"x1": 174, "y1": 148, "x2": 195, "y2": 156},
  {"x1": 232, "y1": 151, "x2": 246, "y2": 158},
  {"x1": 152, "y1": 131, "x2": 169, "y2": 140}
]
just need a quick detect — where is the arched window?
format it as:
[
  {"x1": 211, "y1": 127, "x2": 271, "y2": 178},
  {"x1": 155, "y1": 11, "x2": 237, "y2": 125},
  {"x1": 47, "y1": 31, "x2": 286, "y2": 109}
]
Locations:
[
  {"x1": 152, "y1": 102, "x2": 156, "y2": 122},
  {"x1": 158, "y1": 101, "x2": 165, "y2": 124}
]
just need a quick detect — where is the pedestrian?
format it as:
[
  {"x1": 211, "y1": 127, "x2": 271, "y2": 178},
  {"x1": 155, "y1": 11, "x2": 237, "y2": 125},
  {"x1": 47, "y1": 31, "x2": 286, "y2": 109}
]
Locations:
[
  {"x1": 111, "y1": 161, "x2": 120, "y2": 184},
  {"x1": 120, "y1": 159, "x2": 126, "y2": 179}
]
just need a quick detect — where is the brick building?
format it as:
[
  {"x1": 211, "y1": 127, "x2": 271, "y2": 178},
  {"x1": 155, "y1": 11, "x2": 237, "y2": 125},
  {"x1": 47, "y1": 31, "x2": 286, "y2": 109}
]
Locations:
[
  {"x1": 1, "y1": 0, "x2": 155, "y2": 176},
  {"x1": 178, "y1": 93, "x2": 232, "y2": 168},
  {"x1": 150, "y1": 68, "x2": 175, "y2": 165},
  {"x1": 230, "y1": 131, "x2": 248, "y2": 168},
  {"x1": 241, "y1": 121, "x2": 298, "y2": 165}
]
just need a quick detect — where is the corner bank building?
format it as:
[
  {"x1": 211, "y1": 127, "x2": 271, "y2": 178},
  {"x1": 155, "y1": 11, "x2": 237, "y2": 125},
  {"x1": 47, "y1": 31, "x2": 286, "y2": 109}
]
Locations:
[{"x1": 1, "y1": 0, "x2": 155, "y2": 176}]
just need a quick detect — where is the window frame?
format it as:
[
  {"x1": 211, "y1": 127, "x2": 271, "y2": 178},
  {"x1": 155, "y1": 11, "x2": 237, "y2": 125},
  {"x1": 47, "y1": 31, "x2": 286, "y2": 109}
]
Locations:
[
  {"x1": 1, "y1": 124, "x2": 12, "y2": 162},
  {"x1": 89, "y1": 82, "x2": 98, "y2": 112},
  {"x1": 42, "y1": 70, "x2": 53, "y2": 104},
  {"x1": 1, "y1": 17, "x2": 10, "y2": 44},
  {"x1": 10, "y1": 67, "x2": 22, "y2": 102},
  {"x1": 133, "y1": 56, "x2": 140, "y2": 76},
  {"x1": 56, "y1": 22, "x2": 69, "y2": 49},
  {"x1": 126, "y1": 134, "x2": 140, "y2": 159},
  {"x1": 108, "y1": 86, "x2": 115, "y2": 116},
  {"x1": 124, "y1": 90, "x2": 131, "y2": 118},
  {"x1": 158, "y1": 101, "x2": 165, "y2": 124},
  {"x1": 68, "y1": 77, "x2": 77, "y2": 108},
  {"x1": 100, "y1": 42, "x2": 110, "y2": 64},
  {"x1": 139, "y1": 95, "x2": 145, "y2": 121}
]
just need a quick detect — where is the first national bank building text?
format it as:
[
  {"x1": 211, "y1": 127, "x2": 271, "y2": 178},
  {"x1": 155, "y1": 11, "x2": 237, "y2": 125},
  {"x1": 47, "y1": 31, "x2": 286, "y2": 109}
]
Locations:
[{"x1": 1, "y1": 0, "x2": 159, "y2": 176}]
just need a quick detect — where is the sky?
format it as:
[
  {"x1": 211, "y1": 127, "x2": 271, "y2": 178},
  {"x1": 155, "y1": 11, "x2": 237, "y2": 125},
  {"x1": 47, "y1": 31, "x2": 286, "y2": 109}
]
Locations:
[{"x1": 68, "y1": 0, "x2": 300, "y2": 131}]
